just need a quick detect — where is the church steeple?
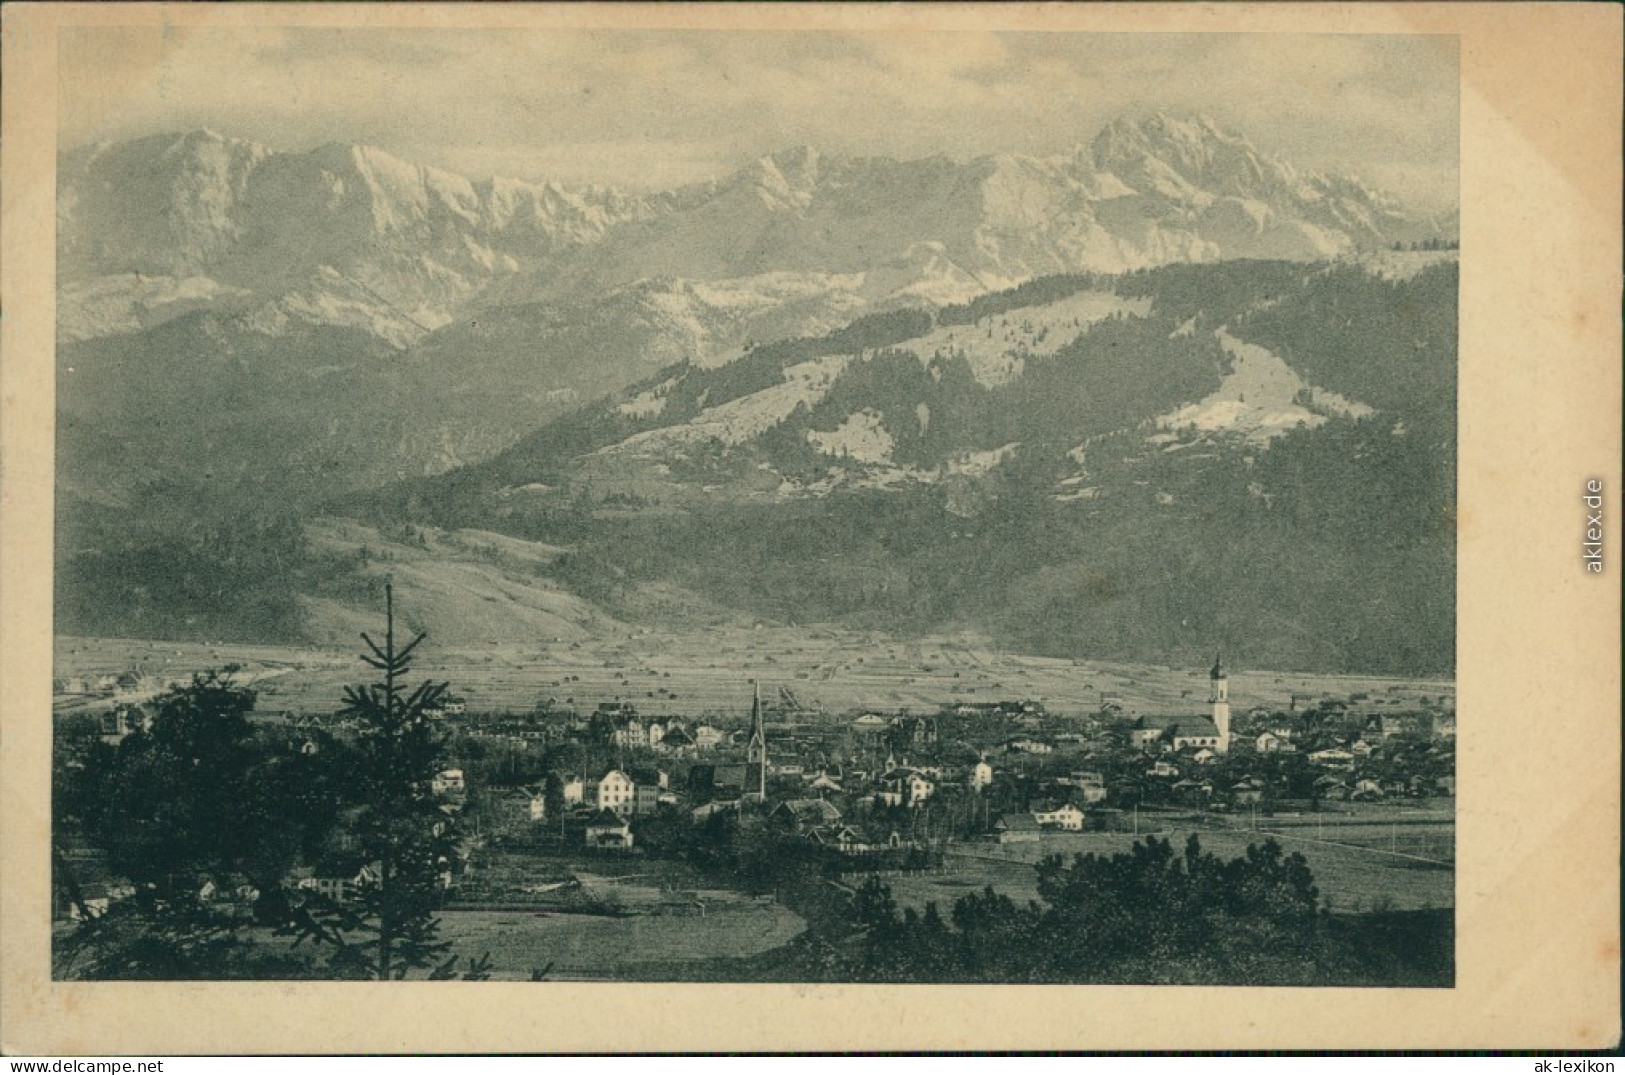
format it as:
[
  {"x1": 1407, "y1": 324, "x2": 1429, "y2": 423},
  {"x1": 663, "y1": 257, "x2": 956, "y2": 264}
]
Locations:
[
  {"x1": 745, "y1": 680, "x2": 768, "y2": 802},
  {"x1": 1208, "y1": 651, "x2": 1231, "y2": 753}
]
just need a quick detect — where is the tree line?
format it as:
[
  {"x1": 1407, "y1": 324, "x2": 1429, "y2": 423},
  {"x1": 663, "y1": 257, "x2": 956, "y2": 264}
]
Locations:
[
  {"x1": 54, "y1": 589, "x2": 491, "y2": 980},
  {"x1": 796, "y1": 835, "x2": 1449, "y2": 986}
]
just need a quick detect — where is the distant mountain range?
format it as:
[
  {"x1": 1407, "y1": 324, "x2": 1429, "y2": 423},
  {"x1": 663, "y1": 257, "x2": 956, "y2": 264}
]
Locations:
[
  {"x1": 55, "y1": 115, "x2": 1458, "y2": 673},
  {"x1": 60, "y1": 114, "x2": 1452, "y2": 349},
  {"x1": 57, "y1": 115, "x2": 1455, "y2": 498}
]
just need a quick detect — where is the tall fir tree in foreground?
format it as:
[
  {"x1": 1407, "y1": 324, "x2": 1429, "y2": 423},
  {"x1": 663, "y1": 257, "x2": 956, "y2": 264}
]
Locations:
[{"x1": 286, "y1": 584, "x2": 460, "y2": 979}]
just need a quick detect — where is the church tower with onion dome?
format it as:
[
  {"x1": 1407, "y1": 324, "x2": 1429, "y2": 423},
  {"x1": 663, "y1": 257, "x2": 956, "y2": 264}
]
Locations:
[{"x1": 1209, "y1": 653, "x2": 1231, "y2": 753}]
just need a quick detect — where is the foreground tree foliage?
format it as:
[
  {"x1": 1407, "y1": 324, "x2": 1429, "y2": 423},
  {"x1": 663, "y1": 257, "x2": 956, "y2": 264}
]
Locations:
[
  {"x1": 56, "y1": 673, "x2": 333, "y2": 978},
  {"x1": 50, "y1": 886, "x2": 313, "y2": 981},
  {"x1": 836, "y1": 836, "x2": 1375, "y2": 984},
  {"x1": 71, "y1": 674, "x2": 266, "y2": 893},
  {"x1": 280, "y1": 584, "x2": 463, "y2": 979},
  {"x1": 56, "y1": 589, "x2": 494, "y2": 980}
]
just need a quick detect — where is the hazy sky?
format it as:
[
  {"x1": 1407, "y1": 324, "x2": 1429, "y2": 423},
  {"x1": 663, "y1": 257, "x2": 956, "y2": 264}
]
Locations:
[{"x1": 60, "y1": 27, "x2": 1459, "y2": 209}]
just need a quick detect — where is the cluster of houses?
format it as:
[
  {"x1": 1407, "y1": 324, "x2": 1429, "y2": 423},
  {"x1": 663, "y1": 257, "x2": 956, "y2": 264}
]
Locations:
[
  {"x1": 766, "y1": 799, "x2": 929, "y2": 859},
  {"x1": 54, "y1": 658, "x2": 1457, "y2": 919},
  {"x1": 318, "y1": 661, "x2": 1452, "y2": 867},
  {"x1": 461, "y1": 702, "x2": 735, "y2": 755},
  {"x1": 1118, "y1": 699, "x2": 1456, "y2": 806},
  {"x1": 53, "y1": 670, "x2": 172, "y2": 698}
]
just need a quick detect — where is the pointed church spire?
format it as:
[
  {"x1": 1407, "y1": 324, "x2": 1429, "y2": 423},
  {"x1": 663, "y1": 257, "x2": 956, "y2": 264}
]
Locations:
[{"x1": 746, "y1": 679, "x2": 767, "y2": 802}]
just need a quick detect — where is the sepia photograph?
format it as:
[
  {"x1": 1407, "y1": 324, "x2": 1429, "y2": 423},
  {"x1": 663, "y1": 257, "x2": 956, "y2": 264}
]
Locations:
[
  {"x1": 46, "y1": 21, "x2": 1460, "y2": 987},
  {"x1": 2, "y1": 1, "x2": 1618, "y2": 1055}
]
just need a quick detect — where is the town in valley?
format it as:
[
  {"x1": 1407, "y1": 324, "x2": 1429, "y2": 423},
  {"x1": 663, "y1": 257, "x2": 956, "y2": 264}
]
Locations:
[
  {"x1": 53, "y1": 626, "x2": 1455, "y2": 983},
  {"x1": 50, "y1": 29, "x2": 1459, "y2": 986}
]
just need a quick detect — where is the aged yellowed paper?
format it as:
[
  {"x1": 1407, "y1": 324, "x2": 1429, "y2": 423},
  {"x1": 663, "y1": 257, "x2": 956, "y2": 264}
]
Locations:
[{"x1": 3, "y1": 1, "x2": 1619, "y2": 1052}]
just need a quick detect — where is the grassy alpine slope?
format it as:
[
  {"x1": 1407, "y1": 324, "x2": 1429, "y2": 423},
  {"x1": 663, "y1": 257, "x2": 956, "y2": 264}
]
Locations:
[{"x1": 342, "y1": 257, "x2": 1456, "y2": 676}]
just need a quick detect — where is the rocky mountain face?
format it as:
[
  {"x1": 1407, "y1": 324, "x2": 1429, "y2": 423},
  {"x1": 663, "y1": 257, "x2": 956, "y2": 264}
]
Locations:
[
  {"x1": 55, "y1": 117, "x2": 1457, "y2": 671},
  {"x1": 57, "y1": 115, "x2": 1451, "y2": 496},
  {"x1": 58, "y1": 130, "x2": 668, "y2": 344},
  {"x1": 59, "y1": 114, "x2": 1451, "y2": 350}
]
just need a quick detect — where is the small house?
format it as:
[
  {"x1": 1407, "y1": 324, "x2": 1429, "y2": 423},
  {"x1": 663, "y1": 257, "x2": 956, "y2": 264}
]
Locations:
[
  {"x1": 995, "y1": 814, "x2": 1042, "y2": 844},
  {"x1": 1031, "y1": 802, "x2": 1085, "y2": 831},
  {"x1": 1352, "y1": 778, "x2": 1385, "y2": 801},
  {"x1": 584, "y1": 809, "x2": 634, "y2": 850},
  {"x1": 661, "y1": 725, "x2": 698, "y2": 755},
  {"x1": 772, "y1": 799, "x2": 843, "y2": 834},
  {"x1": 806, "y1": 771, "x2": 843, "y2": 793},
  {"x1": 595, "y1": 770, "x2": 635, "y2": 815},
  {"x1": 877, "y1": 767, "x2": 935, "y2": 808},
  {"x1": 1231, "y1": 779, "x2": 1266, "y2": 806}
]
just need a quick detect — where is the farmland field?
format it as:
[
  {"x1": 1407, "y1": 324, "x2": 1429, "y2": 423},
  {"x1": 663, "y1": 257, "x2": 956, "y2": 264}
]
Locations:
[
  {"x1": 436, "y1": 903, "x2": 805, "y2": 980},
  {"x1": 430, "y1": 852, "x2": 807, "y2": 980},
  {"x1": 54, "y1": 625, "x2": 1454, "y2": 725},
  {"x1": 871, "y1": 819, "x2": 1454, "y2": 917},
  {"x1": 1248, "y1": 817, "x2": 1455, "y2": 866}
]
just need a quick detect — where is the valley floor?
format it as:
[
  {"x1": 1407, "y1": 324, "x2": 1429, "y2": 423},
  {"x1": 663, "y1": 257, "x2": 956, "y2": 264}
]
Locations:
[
  {"x1": 400, "y1": 809, "x2": 1452, "y2": 982},
  {"x1": 53, "y1": 631, "x2": 1454, "y2": 723}
]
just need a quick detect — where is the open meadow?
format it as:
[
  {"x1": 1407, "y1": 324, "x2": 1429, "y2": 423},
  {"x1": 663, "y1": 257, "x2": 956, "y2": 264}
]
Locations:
[
  {"x1": 869, "y1": 816, "x2": 1454, "y2": 918},
  {"x1": 435, "y1": 902, "x2": 805, "y2": 981},
  {"x1": 55, "y1": 625, "x2": 1454, "y2": 725},
  {"x1": 417, "y1": 852, "x2": 806, "y2": 980}
]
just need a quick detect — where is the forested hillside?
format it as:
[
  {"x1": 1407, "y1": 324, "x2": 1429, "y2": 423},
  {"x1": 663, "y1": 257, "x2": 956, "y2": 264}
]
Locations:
[{"x1": 331, "y1": 257, "x2": 1456, "y2": 675}]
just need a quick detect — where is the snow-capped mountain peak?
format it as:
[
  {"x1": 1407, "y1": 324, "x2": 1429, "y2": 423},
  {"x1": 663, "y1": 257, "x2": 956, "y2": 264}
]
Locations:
[{"x1": 57, "y1": 116, "x2": 1453, "y2": 362}]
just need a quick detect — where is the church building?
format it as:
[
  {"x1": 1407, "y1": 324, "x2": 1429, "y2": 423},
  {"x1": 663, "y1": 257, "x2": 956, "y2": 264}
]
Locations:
[
  {"x1": 1209, "y1": 652, "x2": 1232, "y2": 754},
  {"x1": 744, "y1": 680, "x2": 769, "y2": 803},
  {"x1": 1127, "y1": 653, "x2": 1234, "y2": 754}
]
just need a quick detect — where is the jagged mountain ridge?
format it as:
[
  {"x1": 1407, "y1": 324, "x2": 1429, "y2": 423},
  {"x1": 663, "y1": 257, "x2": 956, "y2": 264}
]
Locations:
[
  {"x1": 58, "y1": 129, "x2": 685, "y2": 344},
  {"x1": 56, "y1": 115, "x2": 1454, "y2": 503},
  {"x1": 59, "y1": 114, "x2": 1453, "y2": 348}
]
